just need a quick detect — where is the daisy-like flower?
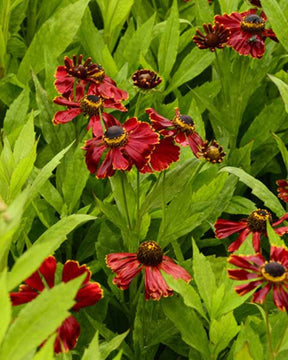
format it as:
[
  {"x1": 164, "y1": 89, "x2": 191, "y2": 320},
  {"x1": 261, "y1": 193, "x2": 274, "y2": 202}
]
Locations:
[
  {"x1": 10, "y1": 256, "x2": 103, "y2": 353},
  {"x1": 106, "y1": 241, "x2": 192, "y2": 300},
  {"x1": 199, "y1": 140, "x2": 226, "y2": 164},
  {"x1": 228, "y1": 245, "x2": 288, "y2": 311},
  {"x1": 193, "y1": 22, "x2": 230, "y2": 52},
  {"x1": 55, "y1": 55, "x2": 128, "y2": 102},
  {"x1": 277, "y1": 180, "x2": 288, "y2": 203},
  {"x1": 215, "y1": 209, "x2": 288, "y2": 253},
  {"x1": 140, "y1": 137, "x2": 180, "y2": 173},
  {"x1": 146, "y1": 108, "x2": 204, "y2": 157},
  {"x1": 53, "y1": 86, "x2": 127, "y2": 136},
  {"x1": 132, "y1": 69, "x2": 162, "y2": 90},
  {"x1": 215, "y1": 9, "x2": 278, "y2": 58},
  {"x1": 83, "y1": 115, "x2": 159, "y2": 178}
]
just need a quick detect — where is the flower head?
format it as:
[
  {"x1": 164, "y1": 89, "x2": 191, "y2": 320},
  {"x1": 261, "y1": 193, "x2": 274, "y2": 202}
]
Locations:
[
  {"x1": 10, "y1": 256, "x2": 103, "y2": 353},
  {"x1": 132, "y1": 69, "x2": 162, "y2": 90},
  {"x1": 106, "y1": 241, "x2": 192, "y2": 300},
  {"x1": 199, "y1": 140, "x2": 226, "y2": 163},
  {"x1": 228, "y1": 246, "x2": 288, "y2": 310},
  {"x1": 83, "y1": 116, "x2": 159, "y2": 178},
  {"x1": 55, "y1": 55, "x2": 128, "y2": 102},
  {"x1": 53, "y1": 86, "x2": 127, "y2": 136},
  {"x1": 215, "y1": 209, "x2": 288, "y2": 253},
  {"x1": 215, "y1": 9, "x2": 278, "y2": 58},
  {"x1": 193, "y1": 22, "x2": 230, "y2": 52},
  {"x1": 277, "y1": 180, "x2": 288, "y2": 203},
  {"x1": 146, "y1": 108, "x2": 204, "y2": 157}
]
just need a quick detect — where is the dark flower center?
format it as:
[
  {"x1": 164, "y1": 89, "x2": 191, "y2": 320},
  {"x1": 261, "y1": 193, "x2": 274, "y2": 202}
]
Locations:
[
  {"x1": 241, "y1": 14, "x2": 265, "y2": 34},
  {"x1": 103, "y1": 126, "x2": 128, "y2": 148},
  {"x1": 247, "y1": 209, "x2": 272, "y2": 233},
  {"x1": 172, "y1": 114, "x2": 195, "y2": 134},
  {"x1": 261, "y1": 261, "x2": 286, "y2": 283},
  {"x1": 137, "y1": 241, "x2": 163, "y2": 266},
  {"x1": 200, "y1": 140, "x2": 225, "y2": 164},
  {"x1": 132, "y1": 69, "x2": 162, "y2": 90},
  {"x1": 80, "y1": 95, "x2": 103, "y2": 116},
  {"x1": 205, "y1": 33, "x2": 221, "y2": 47},
  {"x1": 64, "y1": 55, "x2": 104, "y2": 80},
  {"x1": 206, "y1": 146, "x2": 221, "y2": 160}
]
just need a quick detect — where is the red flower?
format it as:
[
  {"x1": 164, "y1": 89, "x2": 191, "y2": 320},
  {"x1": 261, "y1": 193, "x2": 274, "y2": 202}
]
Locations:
[
  {"x1": 215, "y1": 209, "x2": 288, "y2": 253},
  {"x1": 215, "y1": 9, "x2": 278, "y2": 58},
  {"x1": 140, "y1": 137, "x2": 180, "y2": 173},
  {"x1": 277, "y1": 180, "x2": 288, "y2": 203},
  {"x1": 146, "y1": 108, "x2": 204, "y2": 157},
  {"x1": 193, "y1": 22, "x2": 230, "y2": 52},
  {"x1": 10, "y1": 256, "x2": 103, "y2": 353},
  {"x1": 83, "y1": 116, "x2": 159, "y2": 178},
  {"x1": 199, "y1": 139, "x2": 226, "y2": 164},
  {"x1": 55, "y1": 55, "x2": 128, "y2": 102},
  {"x1": 132, "y1": 69, "x2": 162, "y2": 90},
  {"x1": 228, "y1": 246, "x2": 288, "y2": 311},
  {"x1": 106, "y1": 241, "x2": 192, "y2": 300},
  {"x1": 53, "y1": 85, "x2": 127, "y2": 136}
]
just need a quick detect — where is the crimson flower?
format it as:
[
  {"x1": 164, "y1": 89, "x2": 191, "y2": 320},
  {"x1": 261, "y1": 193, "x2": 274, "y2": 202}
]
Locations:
[
  {"x1": 132, "y1": 69, "x2": 162, "y2": 90},
  {"x1": 199, "y1": 139, "x2": 226, "y2": 164},
  {"x1": 106, "y1": 241, "x2": 192, "y2": 300},
  {"x1": 215, "y1": 209, "x2": 288, "y2": 253},
  {"x1": 228, "y1": 246, "x2": 288, "y2": 311},
  {"x1": 10, "y1": 256, "x2": 103, "y2": 354},
  {"x1": 83, "y1": 116, "x2": 159, "y2": 178},
  {"x1": 53, "y1": 85, "x2": 127, "y2": 136},
  {"x1": 193, "y1": 22, "x2": 230, "y2": 52},
  {"x1": 55, "y1": 55, "x2": 128, "y2": 102},
  {"x1": 277, "y1": 180, "x2": 288, "y2": 203},
  {"x1": 146, "y1": 108, "x2": 204, "y2": 157},
  {"x1": 215, "y1": 9, "x2": 278, "y2": 58}
]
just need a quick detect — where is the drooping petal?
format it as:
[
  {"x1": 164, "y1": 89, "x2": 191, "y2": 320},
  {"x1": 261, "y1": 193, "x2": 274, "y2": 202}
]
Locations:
[
  {"x1": 110, "y1": 148, "x2": 131, "y2": 171},
  {"x1": 25, "y1": 256, "x2": 57, "y2": 291},
  {"x1": 73, "y1": 282, "x2": 103, "y2": 311},
  {"x1": 228, "y1": 269, "x2": 260, "y2": 280},
  {"x1": 187, "y1": 132, "x2": 204, "y2": 157},
  {"x1": 252, "y1": 232, "x2": 261, "y2": 253},
  {"x1": 175, "y1": 131, "x2": 189, "y2": 146},
  {"x1": 144, "y1": 266, "x2": 173, "y2": 300},
  {"x1": 53, "y1": 108, "x2": 82, "y2": 125},
  {"x1": 272, "y1": 285, "x2": 288, "y2": 311},
  {"x1": 272, "y1": 213, "x2": 288, "y2": 226},
  {"x1": 228, "y1": 253, "x2": 265, "y2": 270},
  {"x1": 234, "y1": 280, "x2": 263, "y2": 296},
  {"x1": 215, "y1": 219, "x2": 248, "y2": 238},
  {"x1": 83, "y1": 138, "x2": 106, "y2": 174},
  {"x1": 54, "y1": 316, "x2": 80, "y2": 354},
  {"x1": 96, "y1": 150, "x2": 116, "y2": 178},
  {"x1": 146, "y1": 108, "x2": 173, "y2": 131},
  {"x1": 227, "y1": 228, "x2": 251, "y2": 252},
  {"x1": 160, "y1": 256, "x2": 192, "y2": 283},
  {"x1": 252, "y1": 283, "x2": 271, "y2": 304},
  {"x1": 10, "y1": 288, "x2": 39, "y2": 306}
]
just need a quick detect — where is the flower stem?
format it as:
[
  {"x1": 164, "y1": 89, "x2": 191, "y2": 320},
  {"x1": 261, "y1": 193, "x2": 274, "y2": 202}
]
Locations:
[
  {"x1": 120, "y1": 171, "x2": 132, "y2": 231},
  {"x1": 157, "y1": 171, "x2": 166, "y2": 244},
  {"x1": 264, "y1": 303, "x2": 275, "y2": 360},
  {"x1": 134, "y1": 92, "x2": 143, "y2": 118}
]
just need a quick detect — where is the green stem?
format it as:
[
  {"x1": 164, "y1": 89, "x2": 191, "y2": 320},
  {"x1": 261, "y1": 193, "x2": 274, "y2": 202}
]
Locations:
[
  {"x1": 264, "y1": 303, "x2": 275, "y2": 360},
  {"x1": 157, "y1": 171, "x2": 166, "y2": 244},
  {"x1": 134, "y1": 92, "x2": 143, "y2": 118},
  {"x1": 120, "y1": 171, "x2": 132, "y2": 231},
  {"x1": 214, "y1": 50, "x2": 227, "y2": 102}
]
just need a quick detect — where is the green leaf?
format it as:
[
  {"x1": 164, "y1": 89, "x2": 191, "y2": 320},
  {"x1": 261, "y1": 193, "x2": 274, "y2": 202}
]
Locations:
[
  {"x1": 3, "y1": 87, "x2": 30, "y2": 143},
  {"x1": 0, "y1": 276, "x2": 84, "y2": 360},
  {"x1": 220, "y1": 167, "x2": 285, "y2": 217},
  {"x1": 8, "y1": 214, "x2": 95, "y2": 290},
  {"x1": 268, "y1": 74, "x2": 288, "y2": 113},
  {"x1": 162, "y1": 296, "x2": 210, "y2": 358},
  {"x1": 261, "y1": 0, "x2": 288, "y2": 52},
  {"x1": 210, "y1": 312, "x2": 239, "y2": 359},
  {"x1": 162, "y1": 273, "x2": 208, "y2": 321},
  {"x1": 225, "y1": 196, "x2": 256, "y2": 215},
  {"x1": 165, "y1": 48, "x2": 214, "y2": 94},
  {"x1": 192, "y1": 239, "x2": 216, "y2": 316},
  {"x1": 266, "y1": 220, "x2": 283, "y2": 246},
  {"x1": 158, "y1": 0, "x2": 179, "y2": 80},
  {"x1": 0, "y1": 269, "x2": 11, "y2": 345},
  {"x1": 17, "y1": 0, "x2": 90, "y2": 82},
  {"x1": 32, "y1": 334, "x2": 56, "y2": 360},
  {"x1": 272, "y1": 132, "x2": 288, "y2": 173},
  {"x1": 218, "y1": 0, "x2": 239, "y2": 13},
  {"x1": 13, "y1": 111, "x2": 35, "y2": 164},
  {"x1": 62, "y1": 144, "x2": 90, "y2": 214}
]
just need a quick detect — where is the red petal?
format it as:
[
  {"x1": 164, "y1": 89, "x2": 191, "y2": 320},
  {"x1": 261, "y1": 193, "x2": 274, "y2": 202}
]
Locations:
[
  {"x1": 187, "y1": 132, "x2": 204, "y2": 157},
  {"x1": 146, "y1": 108, "x2": 173, "y2": 131},
  {"x1": 25, "y1": 256, "x2": 57, "y2": 291},
  {"x1": 53, "y1": 97, "x2": 79, "y2": 107},
  {"x1": 123, "y1": 117, "x2": 139, "y2": 132},
  {"x1": 106, "y1": 253, "x2": 142, "y2": 290},
  {"x1": 144, "y1": 266, "x2": 173, "y2": 300},
  {"x1": 62, "y1": 260, "x2": 91, "y2": 284},
  {"x1": 272, "y1": 213, "x2": 288, "y2": 226},
  {"x1": 72, "y1": 282, "x2": 103, "y2": 311},
  {"x1": 83, "y1": 138, "x2": 106, "y2": 174},
  {"x1": 214, "y1": 218, "x2": 248, "y2": 238},
  {"x1": 234, "y1": 280, "x2": 262, "y2": 296},
  {"x1": 252, "y1": 283, "x2": 271, "y2": 304},
  {"x1": 270, "y1": 246, "x2": 288, "y2": 267},
  {"x1": 252, "y1": 232, "x2": 261, "y2": 253},
  {"x1": 175, "y1": 131, "x2": 189, "y2": 146},
  {"x1": 96, "y1": 150, "x2": 116, "y2": 178},
  {"x1": 53, "y1": 108, "x2": 82, "y2": 125},
  {"x1": 228, "y1": 228, "x2": 251, "y2": 253},
  {"x1": 10, "y1": 290, "x2": 39, "y2": 305},
  {"x1": 214, "y1": 13, "x2": 242, "y2": 32},
  {"x1": 54, "y1": 316, "x2": 80, "y2": 354},
  {"x1": 160, "y1": 256, "x2": 192, "y2": 282},
  {"x1": 110, "y1": 148, "x2": 131, "y2": 171},
  {"x1": 228, "y1": 269, "x2": 260, "y2": 280},
  {"x1": 228, "y1": 253, "x2": 264, "y2": 270},
  {"x1": 272, "y1": 286, "x2": 288, "y2": 311}
]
